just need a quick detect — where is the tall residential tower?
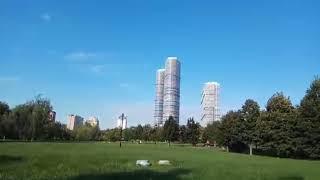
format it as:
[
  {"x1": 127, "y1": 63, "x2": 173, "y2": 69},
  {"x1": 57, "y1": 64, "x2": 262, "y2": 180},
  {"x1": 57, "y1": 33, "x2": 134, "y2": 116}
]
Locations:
[
  {"x1": 67, "y1": 114, "x2": 84, "y2": 130},
  {"x1": 201, "y1": 82, "x2": 220, "y2": 127},
  {"x1": 154, "y1": 57, "x2": 181, "y2": 126},
  {"x1": 154, "y1": 69, "x2": 165, "y2": 126}
]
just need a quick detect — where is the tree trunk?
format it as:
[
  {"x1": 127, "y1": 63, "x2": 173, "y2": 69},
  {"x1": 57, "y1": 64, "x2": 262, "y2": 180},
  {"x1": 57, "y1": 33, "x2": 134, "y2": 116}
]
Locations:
[
  {"x1": 249, "y1": 144, "x2": 253, "y2": 156},
  {"x1": 226, "y1": 146, "x2": 229, "y2": 152},
  {"x1": 168, "y1": 140, "x2": 171, "y2": 147}
]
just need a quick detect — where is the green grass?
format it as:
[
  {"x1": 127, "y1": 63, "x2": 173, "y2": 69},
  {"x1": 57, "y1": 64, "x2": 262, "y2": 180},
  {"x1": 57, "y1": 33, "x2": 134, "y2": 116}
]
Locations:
[{"x1": 0, "y1": 142, "x2": 319, "y2": 180}]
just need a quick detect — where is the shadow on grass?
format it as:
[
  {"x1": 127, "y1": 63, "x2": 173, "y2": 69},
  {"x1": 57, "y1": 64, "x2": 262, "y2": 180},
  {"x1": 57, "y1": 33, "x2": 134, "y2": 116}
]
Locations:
[
  {"x1": 278, "y1": 176, "x2": 304, "y2": 180},
  {"x1": 0, "y1": 155, "x2": 24, "y2": 164},
  {"x1": 69, "y1": 168, "x2": 191, "y2": 180}
]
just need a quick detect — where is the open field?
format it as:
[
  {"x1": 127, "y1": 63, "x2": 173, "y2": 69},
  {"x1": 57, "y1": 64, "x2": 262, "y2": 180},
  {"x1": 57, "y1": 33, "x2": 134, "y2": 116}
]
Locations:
[{"x1": 0, "y1": 142, "x2": 319, "y2": 180}]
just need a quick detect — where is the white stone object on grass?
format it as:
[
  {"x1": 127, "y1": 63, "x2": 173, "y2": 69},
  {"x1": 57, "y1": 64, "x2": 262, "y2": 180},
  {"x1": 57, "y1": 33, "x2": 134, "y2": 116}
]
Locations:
[
  {"x1": 158, "y1": 160, "x2": 171, "y2": 165},
  {"x1": 136, "y1": 160, "x2": 151, "y2": 167}
]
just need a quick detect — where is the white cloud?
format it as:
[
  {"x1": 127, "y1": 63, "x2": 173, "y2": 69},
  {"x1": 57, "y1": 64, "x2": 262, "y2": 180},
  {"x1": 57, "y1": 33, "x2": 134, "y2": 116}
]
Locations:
[
  {"x1": 65, "y1": 52, "x2": 98, "y2": 62},
  {"x1": 0, "y1": 76, "x2": 20, "y2": 82},
  {"x1": 41, "y1": 13, "x2": 51, "y2": 22}
]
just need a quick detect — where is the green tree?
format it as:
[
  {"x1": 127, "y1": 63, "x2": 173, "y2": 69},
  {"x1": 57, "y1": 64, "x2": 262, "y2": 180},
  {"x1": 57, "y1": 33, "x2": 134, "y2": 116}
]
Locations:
[
  {"x1": 135, "y1": 124, "x2": 144, "y2": 140},
  {"x1": 266, "y1": 92, "x2": 294, "y2": 113},
  {"x1": 178, "y1": 125, "x2": 188, "y2": 143},
  {"x1": 0, "y1": 101, "x2": 10, "y2": 115},
  {"x1": 142, "y1": 124, "x2": 152, "y2": 141},
  {"x1": 203, "y1": 121, "x2": 221, "y2": 146},
  {"x1": 241, "y1": 99, "x2": 260, "y2": 155},
  {"x1": 73, "y1": 123, "x2": 100, "y2": 141},
  {"x1": 257, "y1": 93, "x2": 296, "y2": 157},
  {"x1": 296, "y1": 77, "x2": 320, "y2": 159},
  {"x1": 123, "y1": 127, "x2": 135, "y2": 141},
  {"x1": 102, "y1": 128, "x2": 120, "y2": 142},
  {"x1": 186, "y1": 117, "x2": 200, "y2": 146},
  {"x1": 0, "y1": 101, "x2": 10, "y2": 139},
  {"x1": 218, "y1": 111, "x2": 246, "y2": 152},
  {"x1": 162, "y1": 116, "x2": 179, "y2": 146}
]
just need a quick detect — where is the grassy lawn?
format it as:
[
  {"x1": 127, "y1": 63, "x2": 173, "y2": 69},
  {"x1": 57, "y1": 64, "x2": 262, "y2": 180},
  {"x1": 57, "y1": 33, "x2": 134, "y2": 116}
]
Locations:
[{"x1": 0, "y1": 142, "x2": 319, "y2": 180}]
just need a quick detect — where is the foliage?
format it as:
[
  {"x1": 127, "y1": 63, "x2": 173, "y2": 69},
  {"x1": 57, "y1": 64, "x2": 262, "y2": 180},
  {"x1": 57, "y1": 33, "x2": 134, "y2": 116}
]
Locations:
[
  {"x1": 73, "y1": 124, "x2": 100, "y2": 141},
  {"x1": 178, "y1": 125, "x2": 188, "y2": 143},
  {"x1": 102, "y1": 128, "x2": 120, "y2": 142},
  {"x1": 186, "y1": 118, "x2": 200, "y2": 146},
  {"x1": 202, "y1": 121, "x2": 221, "y2": 145},
  {"x1": 162, "y1": 116, "x2": 179, "y2": 145},
  {"x1": 266, "y1": 92, "x2": 294, "y2": 113},
  {"x1": 0, "y1": 96, "x2": 70, "y2": 141},
  {"x1": 295, "y1": 77, "x2": 320, "y2": 159}
]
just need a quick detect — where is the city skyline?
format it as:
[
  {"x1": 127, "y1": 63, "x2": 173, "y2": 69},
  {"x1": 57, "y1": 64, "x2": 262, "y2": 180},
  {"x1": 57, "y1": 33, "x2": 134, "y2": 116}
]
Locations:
[{"x1": 0, "y1": 1, "x2": 319, "y2": 129}]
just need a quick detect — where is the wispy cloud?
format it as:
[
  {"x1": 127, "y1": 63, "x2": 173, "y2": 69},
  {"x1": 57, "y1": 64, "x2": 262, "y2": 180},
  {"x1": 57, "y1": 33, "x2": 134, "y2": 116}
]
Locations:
[
  {"x1": 119, "y1": 83, "x2": 129, "y2": 88},
  {"x1": 41, "y1": 13, "x2": 51, "y2": 22},
  {"x1": 90, "y1": 65, "x2": 106, "y2": 74},
  {"x1": 0, "y1": 76, "x2": 20, "y2": 82},
  {"x1": 64, "y1": 52, "x2": 98, "y2": 62}
]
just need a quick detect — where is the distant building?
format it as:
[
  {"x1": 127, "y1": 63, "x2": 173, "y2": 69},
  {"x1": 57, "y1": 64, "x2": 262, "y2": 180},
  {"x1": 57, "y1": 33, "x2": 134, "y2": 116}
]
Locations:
[
  {"x1": 67, "y1": 114, "x2": 84, "y2": 130},
  {"x1": 116, "y1": 114, "x2": 127, "y2": 129},
  {"x1": 154, "y1": 57, "x2": 181, "y2": 127},
  {"x1": 85, "y1": 116, "x2": 99, "y2": 127},
  {"x1": 201, "y1": 82, "x2": 220, "y2": 127},
  {"x1": 154, "y1": 69, "x2": 165, "y2": 127},
  {"x1": 49, "y1": 111, "x2": 56, "y2": 122}
]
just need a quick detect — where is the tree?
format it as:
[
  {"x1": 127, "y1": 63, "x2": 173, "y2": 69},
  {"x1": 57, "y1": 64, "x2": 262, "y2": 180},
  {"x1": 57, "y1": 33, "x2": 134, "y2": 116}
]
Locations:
[
  {"x1": 203, "y1": 121, "x2": 221, "y2": 146},
  {"x1": 257, "y1": 93, "x2": 296, "y2": 158},
  {"x1": 0, "y1": 101, "x2": 10, "y2": 115},
  {"x1": 266, "y1": 92, "x2": 294, "y2": 113},
  {"x1": 162, "y1": 116, "x2": 179, "y2": 146},
  {"x1": 296, "y1": 77, "x2": 320, "y2": 159},
  {"x1": 178, "y1": 125, "x2": 188, "y2": 143},
  {"x1": 0, "y1": 101, "x2": 10, "y2": 138},
  {"x1": 102, "y1": 128, "x2": 120, "y2": 142},
  {"x1": 186, "y1": 118, "x2": 200, "y2": 146},
  {"x1": 241, "y1": 99, "x2": 260, "y2": 155},
  {"x1": 218, "y1": 110, "x2": 246, "y2": 152},
  {"x1": 142, "y1": 124, "x2": 152, "y2": 141},
  {"x1": 135, "y1": 124, "x2": 144, "y2": 140}
]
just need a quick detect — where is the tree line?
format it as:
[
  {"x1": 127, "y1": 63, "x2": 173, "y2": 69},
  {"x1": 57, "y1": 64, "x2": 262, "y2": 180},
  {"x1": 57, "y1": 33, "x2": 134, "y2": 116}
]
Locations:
[
  {"x1": 1, "y1": 77, "x2": 319, "y2": 159},
  {"x1": 0, "y1": 96, "x2": 100, "y2": 141},
  {"x1": 100, "y1": 117, "x2": 200, "y2": 146},
  {"x1": 102, "y1": 77, "x2": 320, "y2": 159},
  {"x1": 202, "y1": 77, "x2": 320, "y2": 159}
]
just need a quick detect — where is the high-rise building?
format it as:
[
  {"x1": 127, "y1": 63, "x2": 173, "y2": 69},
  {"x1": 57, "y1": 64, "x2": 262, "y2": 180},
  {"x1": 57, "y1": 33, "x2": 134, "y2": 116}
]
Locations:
[
  {"x1": 201, "y1": 82, "x2": 220, "y2": 127},
  {"x1": 85, "y1": 116, "x2": 99, "y2": 127},
  {"x1": 67, "y1": 114, "x2": 84, "y2": 130},
  {"x1": 154, "y1": 57, "x2": 181, "y2": 126},
  {"x1": 154, "y1": 69, "x2": 165, "y2": 126}
]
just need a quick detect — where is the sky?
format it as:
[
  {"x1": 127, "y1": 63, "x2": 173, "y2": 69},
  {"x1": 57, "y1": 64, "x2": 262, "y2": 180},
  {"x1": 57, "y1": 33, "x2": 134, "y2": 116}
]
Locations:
[{"x1": 0, "y1": 0, "x2": 319, "y2": 129}]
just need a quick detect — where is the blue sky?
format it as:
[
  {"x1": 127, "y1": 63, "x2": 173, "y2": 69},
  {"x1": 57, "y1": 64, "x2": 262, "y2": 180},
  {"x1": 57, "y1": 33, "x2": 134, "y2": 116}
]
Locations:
[{"x1": 0, "y1": 0, "x2": 319, "y2": 129}]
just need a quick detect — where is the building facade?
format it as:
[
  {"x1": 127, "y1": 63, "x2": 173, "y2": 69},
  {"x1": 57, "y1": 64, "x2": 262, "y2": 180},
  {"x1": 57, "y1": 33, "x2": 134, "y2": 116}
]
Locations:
[
  {"x1": 154, "y1": 69, "x2": 165, "y2": 126},
  {"x1": 154, "y1": 57, "x2": 181, "y2": 126},
  {"x1": 85, "y1": 116, "x2": 99, "y2": 127},
  {"x1": 201, "y1": 82, "x2": 220, "y2": 127},
  {"x1": 67, "y1": 114, "x2": 84, "y2": 130}
]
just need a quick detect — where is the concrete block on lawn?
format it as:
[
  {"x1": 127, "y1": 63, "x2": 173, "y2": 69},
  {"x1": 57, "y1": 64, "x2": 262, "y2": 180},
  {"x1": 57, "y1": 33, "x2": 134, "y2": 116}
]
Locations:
[{"x1": 158, "y1": 160, "x2": 171, "y2": 165}]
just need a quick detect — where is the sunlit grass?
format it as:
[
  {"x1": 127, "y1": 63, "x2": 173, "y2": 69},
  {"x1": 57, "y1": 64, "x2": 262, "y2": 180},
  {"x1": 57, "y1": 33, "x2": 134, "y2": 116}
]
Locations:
[{"x1": 0, "y1": 142, "x2": 319, "y2": 180}]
